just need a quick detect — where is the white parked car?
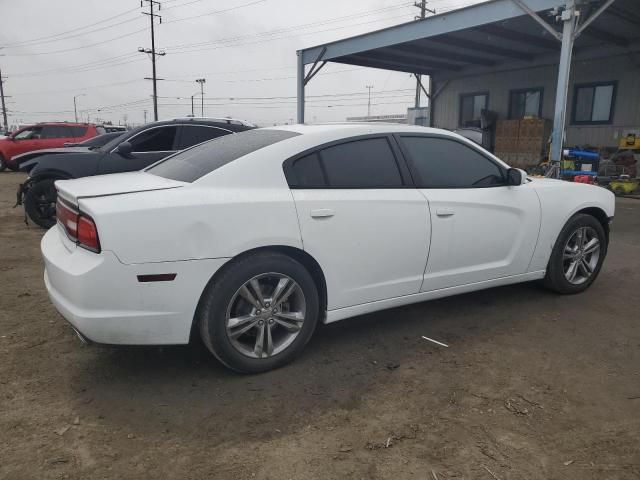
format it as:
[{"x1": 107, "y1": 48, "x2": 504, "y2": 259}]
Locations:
[{"x1": 42, "y1": 124, "x2": 615, "y2": 373}]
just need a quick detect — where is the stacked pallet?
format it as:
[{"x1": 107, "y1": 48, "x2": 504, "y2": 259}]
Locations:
[{"x1": 495, "y1": 118, "x2": 551, "y2": 168}]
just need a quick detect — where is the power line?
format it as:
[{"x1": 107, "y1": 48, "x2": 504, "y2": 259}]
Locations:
[
  {"x1": 4, "y1": 27, "x2": 147, "y2": 56},
  {"x1": 1, "y1": 6, "x2": 140, "y2": 47},
  {"x1": 163, "y1": 0, "x2": 267, "y2": 22},
  {"x1": 2, "y1": 16, "x2": 143, "y2": 49},
  {"x1": 163, "y1": 2, "x2": 412, "y2": 51},
  {"x1": 163, "y1": 12, "x2": 414, "y2": 56}
]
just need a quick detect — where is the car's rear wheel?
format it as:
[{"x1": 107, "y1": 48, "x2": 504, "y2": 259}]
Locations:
[
  {"x1": 543, "y1": 213, "x2": 607, "y2": 294},
  {"x1": 24, "y1": 178, "x2": 58, "y2": 229},
  {"x1": 0, "y1": 155, "x2": 6, "y2": 172},
  {"x1": 198, "y1": 252, "x2": 319, "y2": 373}
]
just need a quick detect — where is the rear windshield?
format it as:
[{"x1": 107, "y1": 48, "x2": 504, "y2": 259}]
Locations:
[{"x1": 146, "y1": 129, "x2": 300, "y2": 182}]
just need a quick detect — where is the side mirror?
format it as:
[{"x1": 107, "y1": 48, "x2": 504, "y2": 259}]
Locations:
[
  {"x1": 507, "y1": 168, "x2": 526, "y2": 186},
  {"x1": 116, "y1": 141, "x2": 133, "y2": 157}
]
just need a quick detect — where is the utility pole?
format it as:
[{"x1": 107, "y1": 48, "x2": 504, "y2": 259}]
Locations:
[
  {"x1": 366, "y1": 84, "x2": 374, "y2": 117},
  {"x1": 413, "y1": 1, "x2": 435, "y2": 108},
  {"x1": 143, "y1": 110, "x2": 148, "y2": 123},
  {"x1": 196, "y1": 78, "x2": 206, "y2": 116},
  {"x1": 140, "y1": 0, "x2": 165, "y2": 121},
  {"x1": 73, "y1": 93, "x2": 86, "y2": 123},
  {"x1": 0, "y1": 68, "x2": 8, "y2": 133}
]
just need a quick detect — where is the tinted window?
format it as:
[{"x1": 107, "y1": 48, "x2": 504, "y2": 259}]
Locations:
[
  {"x1": 318, "y1": 138, "x2": 402, "y2": 188},
  {"x1": 291, "y1": 152, "x2": 326, "y2": 187},
  {"x1": 401, "y1": 136, "x2": 505, "y2": 188},
  {"x1": 41, "y1": 125, "x2": 71, "y2": 138},
  {"x1": 148, "y1": 129, "x2": 300, "y2": 182},
  {"x1": 130, "y1": 126, "x2": 177, "y2": 152},
  {"x1": 69, "y1": 126, "x2": 89, "y2": 136},
  {"x1": 177, "y1": 125, "x2": 229, "y2": 149}
]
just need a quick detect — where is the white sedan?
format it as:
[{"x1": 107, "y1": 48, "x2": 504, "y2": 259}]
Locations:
[{"x1": 42, "y1": 124, "x2": 615, "y2": 373}]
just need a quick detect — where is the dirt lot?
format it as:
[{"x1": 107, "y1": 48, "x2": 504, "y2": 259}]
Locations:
[{"x1": 1, "y1": 171, "x2": 638, "y2": 480}]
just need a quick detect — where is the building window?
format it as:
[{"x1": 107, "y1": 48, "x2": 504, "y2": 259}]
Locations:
[
  {"x1": 459, "y1": 92, "x2": 488, "y2": 127},
  {"x1": 572, "y1": 82, "x2": 616, "y2": 125},
  {"x1": 509, "y1": 88, "x2": 543, "y2": 119}
]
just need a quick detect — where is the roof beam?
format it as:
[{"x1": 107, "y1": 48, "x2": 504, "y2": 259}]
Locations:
[
  {"x1": 604, "y1": 5, "x2": 640, "y2": 27},
  {"x1": 331, "y1": 56, "x2": 435, "y2": 76},
  {"x1": 391, "y1": 43, "x2": 497, "y2": 66},
  {"x1": 379, "y1": 47, "x2": 482, "y2": 69},
  {"x1": 574, "y1": 0, "x2": 618, "y2": 38},
  {"x1": 511, "y1": 0, "x2": 562, "y2": 41},
  {"x1": 582, "y1": 26, "x2": 628, "y2": 47},
  {"x1": 475, "y1": 24, "x2": 560, "y2": 50},
  {"x1": 300, "y1": 0, "x2": 562, "y2": 64},
  {"x1": 427, "y1": 35, "x2": 535, "y2": 61},
  {"x1": 353, "y1": 51, "x2": 462, "y2": 72}
]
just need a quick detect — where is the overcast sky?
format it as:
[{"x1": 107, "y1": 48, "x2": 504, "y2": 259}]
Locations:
[{"x1": 1, "y1": 0, "x2": 482, "y2": 127}]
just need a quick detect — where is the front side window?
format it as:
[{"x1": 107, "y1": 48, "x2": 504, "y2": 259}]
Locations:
[
  {"x1": 400, "y1": 136, "x2": 505, "y2": 188},
  {"x1": 287, "y1": 137, "x2": 403, "y2": 188},
  {"x1": 129, "y1": 126, "x2": 178, "y2": 152},
  {"x1": 509, "y1": 88, "x2": 543, "y2": 118},
  {"x1": 572, "y1": 82, "x2": 616, "y2": 124},
  {"x1": 14, "y1": 127, "x2": 43, "y2": 140},
  {"x1": 460, "y1": 93, "x2": 488, "y2": 127},
  {"x1": 177, "y1": 125, "x2": 230, "y2": 149},
  {"x1": 148, "y1": 129, "x2": 300, "y2": 183}
]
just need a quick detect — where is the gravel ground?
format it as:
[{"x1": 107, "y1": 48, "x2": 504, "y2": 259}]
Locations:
[{"x1": 1, "y1": 171, "x2": 639, "y2": 480}]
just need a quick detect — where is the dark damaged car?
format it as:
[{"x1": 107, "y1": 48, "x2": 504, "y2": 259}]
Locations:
[{"x1": 17, "y1": 117, "x2": 255, "y2": 227}]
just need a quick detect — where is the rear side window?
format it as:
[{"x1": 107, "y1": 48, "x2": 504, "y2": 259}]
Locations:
[
  {"x1": 177, "y1": 125, "x2": 230, "y2": 149},
  {"x1": 400, "y1": 136, "x2": 505, "y2": 188},
  {"x1": 292, "y1": 152, "x2": 326, "y2": 187},
  {"x1": 69, "y1": 126, "x2": 89, "y2": 136},
  {"x1": 287, "y1": 137, "x2": 403, "y2": 188},
  {"x1": 41, "y1": 125, "x2": 72, "y2": 138},
  {"x1": 130, "y1": 126, "x2": 178, "y2": 152},
  {"x1": 147, "y1": 129, "x2": 300, "y2": 182}
]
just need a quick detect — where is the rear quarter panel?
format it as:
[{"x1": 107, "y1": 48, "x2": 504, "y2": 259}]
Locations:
[
  {"x1": 80, "y1": 184, "x2": 302, "y2": 265},
  {"x1": 528, "y1": 179, "x2": 615, "y2": 272}
]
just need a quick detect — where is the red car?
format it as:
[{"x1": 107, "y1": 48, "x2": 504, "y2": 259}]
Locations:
[{"x1": 0, "y1": 122, "x2": 105, "y2": 171}]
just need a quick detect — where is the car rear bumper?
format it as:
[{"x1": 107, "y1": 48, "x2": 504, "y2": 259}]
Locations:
[{"x1": 41, "y1": 227, "x2": 229, "y2": 345}]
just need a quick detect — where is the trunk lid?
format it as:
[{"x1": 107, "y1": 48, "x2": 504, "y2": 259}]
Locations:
[{"x1": 55, "y1": 171, "x2": 186, "y2": 205}]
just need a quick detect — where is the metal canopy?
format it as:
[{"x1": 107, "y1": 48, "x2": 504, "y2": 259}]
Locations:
[
  {"x1": 299, "y1": 0, "x2": 639, "y2": 79},
  {"x1": 296, "y1": 0, "x2": 640, "y2": 175}
]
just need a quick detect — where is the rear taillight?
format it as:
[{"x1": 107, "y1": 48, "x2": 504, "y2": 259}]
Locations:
[
  {"x1": 56, "y1": 197, "x2": 101, "y2": 253},
  {"x1": 77, "y1": 215, "x2": 100, "y2": 252}
]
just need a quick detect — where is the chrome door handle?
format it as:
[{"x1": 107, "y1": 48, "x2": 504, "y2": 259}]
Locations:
[
  {"x1": 310, "y1": 209, "x2": 335, "y2": 218},
  {"x1": 436, "y1": 208, "x2": 455, "y2": 217}
]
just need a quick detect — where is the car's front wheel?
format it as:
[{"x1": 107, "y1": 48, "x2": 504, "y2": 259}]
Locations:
[
  {"x1": 198, "y1": 251, "x2": 319, "y2": 373},
  {"x1": 0, "y1": 155, "x2": 6, "y2": 172},
  {"x1": 543, "y1": 213, "x2": 607, "y2": 294},
  {"x1": 24, "y1": 178, "x2": 58, "y2": 229}
]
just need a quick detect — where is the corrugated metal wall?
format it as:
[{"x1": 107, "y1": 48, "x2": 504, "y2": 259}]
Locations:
[{"x1": 432, "y1": 54, "x2": 640, "y2": 148}]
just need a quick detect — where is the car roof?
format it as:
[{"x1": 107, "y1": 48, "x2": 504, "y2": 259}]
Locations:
[
  {"x1": 268, "y1": 122, "x2": 456, "y2": 135},
  {"x1": 14, "y1": 122, "x2": 96, "y2": 128},
  {"x1": 140, "y1": 118, "x2": 254, "y2": 132}
]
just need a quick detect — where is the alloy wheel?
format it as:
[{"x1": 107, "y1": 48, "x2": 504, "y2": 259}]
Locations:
[
  {"x1": 563, "y1": 226, "x2": 601, "y2": 285},
  {"x1": 225, "y1": 273, "x2": 306, "y2": 359}
]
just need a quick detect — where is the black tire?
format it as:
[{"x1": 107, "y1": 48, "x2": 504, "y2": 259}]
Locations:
[
  {"x1": 0, "y1": 155, "x2": 6, "y2": 172},
  {"x1": 24, "y1": 178, "x2": 58, "y2": 229},
  {"x1": 543, "y1": 213, "x2": 607, "y2": 294},
  {"x1": 197, "y1": 251, "x2": 319, "y2": 373}
]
